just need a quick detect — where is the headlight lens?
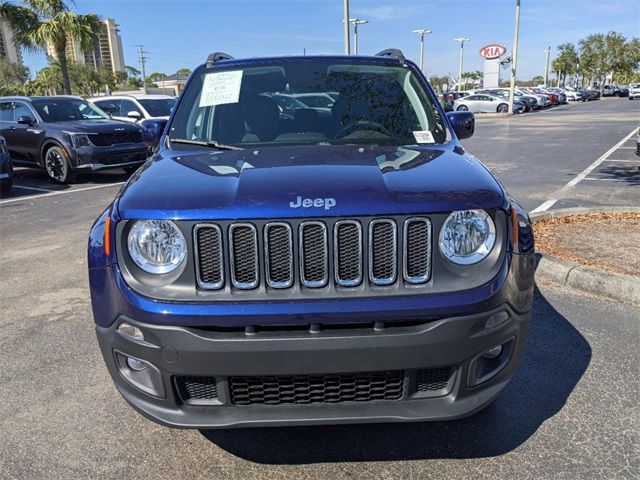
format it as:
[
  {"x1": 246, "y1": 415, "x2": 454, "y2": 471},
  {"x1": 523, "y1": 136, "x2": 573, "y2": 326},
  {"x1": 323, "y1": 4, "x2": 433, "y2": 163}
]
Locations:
[
  {"x1": 439, "y1": 209, "x2": 496, "y2": 265},
  {"x1": 127, "y1": 220, "x2": 186, "y2": 274},
  {"x1": 66, "y1": 132, "x2": 93, "y2": 149}
]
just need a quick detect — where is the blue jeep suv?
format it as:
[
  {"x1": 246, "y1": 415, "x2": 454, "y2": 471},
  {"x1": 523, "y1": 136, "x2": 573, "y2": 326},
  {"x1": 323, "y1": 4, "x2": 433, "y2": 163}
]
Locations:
[{"x1": 88, "y1": 50, "x2": 535, "y2": 429}]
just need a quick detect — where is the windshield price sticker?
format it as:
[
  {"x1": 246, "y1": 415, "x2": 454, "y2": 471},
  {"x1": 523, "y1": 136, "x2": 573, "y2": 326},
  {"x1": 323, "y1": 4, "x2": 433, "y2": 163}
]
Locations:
[
  {"x1": 199, "y1": 70, "x2": 243, "y2": 107},
  {"x1": 413, "y1": 130, "x2": 435, "y2": 144}
]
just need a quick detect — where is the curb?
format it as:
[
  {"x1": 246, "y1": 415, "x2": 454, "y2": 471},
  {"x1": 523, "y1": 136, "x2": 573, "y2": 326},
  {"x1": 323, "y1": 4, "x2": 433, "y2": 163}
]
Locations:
[{"x1": 531, "y1": 207, "x2": 640, "y2": 306}]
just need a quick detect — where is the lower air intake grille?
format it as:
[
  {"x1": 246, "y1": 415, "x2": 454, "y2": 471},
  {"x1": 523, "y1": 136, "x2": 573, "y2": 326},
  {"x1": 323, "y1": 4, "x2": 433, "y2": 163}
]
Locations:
[
  {"x1": 416, "y1": 367, "x2": 454, "y2": 393},
  {"x1": 176, "y1": 376, "x2": 218, "y2": 403},
  {"x1": 229, "y1": 371, "x2": 405, "y2": 406}
]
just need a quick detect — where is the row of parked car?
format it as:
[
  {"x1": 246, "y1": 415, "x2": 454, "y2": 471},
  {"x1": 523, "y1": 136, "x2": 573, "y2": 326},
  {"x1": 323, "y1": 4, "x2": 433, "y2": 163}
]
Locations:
[
  {"x1": 0, "y1": 94, "x2": 176, "y2": 187},
  {"x1": 440, "y1": 85, "x2": 605, "y2": 114}
]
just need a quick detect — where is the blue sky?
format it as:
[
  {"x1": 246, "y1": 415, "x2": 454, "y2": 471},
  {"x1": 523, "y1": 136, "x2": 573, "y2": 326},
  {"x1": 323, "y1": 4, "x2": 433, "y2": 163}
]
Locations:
[{"x1": 21, "y1": 0, "x2": 639, "y2": 80}]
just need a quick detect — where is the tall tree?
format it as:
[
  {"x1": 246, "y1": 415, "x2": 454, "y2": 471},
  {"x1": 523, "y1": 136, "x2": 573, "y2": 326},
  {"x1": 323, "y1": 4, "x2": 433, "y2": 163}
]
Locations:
[
  {"x1": 0, "y1": 0, "x2": 103, "y2": 94},
  {"x1": 176, "y1": 68, "x2": 191, "y2": 76},
  {"x1": 0, "y1": 58, "x2": 29, "y2": 94},
  {"x1": 552, "y1": 43, "x2": 578, "y2": 87}
]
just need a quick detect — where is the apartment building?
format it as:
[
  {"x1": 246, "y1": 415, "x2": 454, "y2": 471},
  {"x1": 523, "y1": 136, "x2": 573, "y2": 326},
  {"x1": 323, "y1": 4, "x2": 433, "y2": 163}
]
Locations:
[{"x1": 0, "y1": 20, "x2": 23, "y2": 65}]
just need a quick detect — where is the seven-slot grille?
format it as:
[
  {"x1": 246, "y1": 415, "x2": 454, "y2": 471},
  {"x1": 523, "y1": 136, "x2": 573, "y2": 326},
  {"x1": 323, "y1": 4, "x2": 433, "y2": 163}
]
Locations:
[{"x1": 194, "y1": 217, "x2": 432, "y2": 291}]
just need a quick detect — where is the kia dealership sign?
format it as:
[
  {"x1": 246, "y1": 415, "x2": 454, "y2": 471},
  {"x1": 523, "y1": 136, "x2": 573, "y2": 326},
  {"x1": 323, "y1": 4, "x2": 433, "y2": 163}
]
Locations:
[{"x1": 479, "y1": 44, "x2": 507, "y2": 60}]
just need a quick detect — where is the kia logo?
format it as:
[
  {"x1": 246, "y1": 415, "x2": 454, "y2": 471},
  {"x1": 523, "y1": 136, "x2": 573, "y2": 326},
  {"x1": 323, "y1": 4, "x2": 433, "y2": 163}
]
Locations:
[{"x1": 479, "y1": 44, "x2": 507, "y2": 60}]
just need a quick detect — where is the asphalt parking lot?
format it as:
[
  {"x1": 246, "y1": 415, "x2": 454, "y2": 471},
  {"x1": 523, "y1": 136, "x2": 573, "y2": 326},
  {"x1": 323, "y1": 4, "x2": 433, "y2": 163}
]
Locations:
[{"x1": 1, "y1": 98, "x2": 638, "y2": 479}]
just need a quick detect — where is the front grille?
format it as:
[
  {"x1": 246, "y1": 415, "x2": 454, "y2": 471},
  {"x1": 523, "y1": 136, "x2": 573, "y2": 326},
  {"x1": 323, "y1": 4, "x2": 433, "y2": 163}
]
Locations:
[
  {"x1": 229, "y1": 371, "x2": 404, "y2": 406},
  {"x1": 92, "y1": 149, "x2": 148, "y2": 165},
  {"x1": 90, "y1": 131, "x2": 142, "y2": 146},
  {"x1": 229, "y1": 224, "x2": 259, "y2": 289},
  {"x1": 195, "y1": 216, "x2": 432, "y2": 292},
  {"x1": 175, "y1": 376, "x2": 218, "y2": 404}
]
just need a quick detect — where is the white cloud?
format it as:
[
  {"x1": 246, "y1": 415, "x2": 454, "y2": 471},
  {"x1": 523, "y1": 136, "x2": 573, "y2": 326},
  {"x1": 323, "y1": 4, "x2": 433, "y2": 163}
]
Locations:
[{"x1": 351, "y1": 3, "x2": 422, "y2": 21}]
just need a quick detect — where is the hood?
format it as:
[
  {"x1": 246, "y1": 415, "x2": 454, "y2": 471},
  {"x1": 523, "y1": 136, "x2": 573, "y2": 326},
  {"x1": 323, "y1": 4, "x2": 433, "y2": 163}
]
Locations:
[
  {"x1": 117, "y1": 143, "x2": 507, "y2": 220},
  {"x1": 50, "y1": 119, "x2": 140, "y2": 134}
]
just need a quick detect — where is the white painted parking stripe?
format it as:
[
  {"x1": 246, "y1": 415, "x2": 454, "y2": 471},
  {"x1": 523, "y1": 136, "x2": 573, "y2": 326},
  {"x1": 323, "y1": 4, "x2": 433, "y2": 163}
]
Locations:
[
  {"x1": 602, "y1": 159, "x2": 639, "y2": 163},
  {"x1": 530, "y1": 127, "x2": 639, "y2": 213},
  {"x1": 0, "y1": 182, "x2": 124, "y2": 205},
  {"x1": 582, "y1": 177, "x2": 630, "y2": 181},
  {"x1": 618, "y1": 146, "x2": 636, "y2": 150},
  {"x1": 12, "y1": 185, "x2": 56, "y2": 193}
]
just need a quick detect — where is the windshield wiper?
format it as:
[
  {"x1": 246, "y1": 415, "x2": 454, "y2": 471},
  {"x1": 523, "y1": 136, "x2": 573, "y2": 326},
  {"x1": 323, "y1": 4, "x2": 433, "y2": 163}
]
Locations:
[{"x1": 170, "y1": 138, "x2": 243, "y2": 151}]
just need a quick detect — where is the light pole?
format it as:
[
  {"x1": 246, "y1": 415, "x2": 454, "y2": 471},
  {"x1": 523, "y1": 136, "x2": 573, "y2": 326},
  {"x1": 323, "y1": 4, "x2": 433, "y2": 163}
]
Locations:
[
  {"x1": 412, "y1": 29, "x2": 432, "y2": 73},
  {"x1": 349, "y1": 18, "x2": 368, "y2": 55},
  {"x1": 343, "y1": 0, "x2": 350, "y2": 55},
  {"x1": 508, "y1": 0, "x2": 521, "y2": 114},
  {"x1": 543, "y1": 46, "x2": 551, "y2": 86},
  {"x1": 454, "y1": 37, "x2": 470, "y2": 91}
]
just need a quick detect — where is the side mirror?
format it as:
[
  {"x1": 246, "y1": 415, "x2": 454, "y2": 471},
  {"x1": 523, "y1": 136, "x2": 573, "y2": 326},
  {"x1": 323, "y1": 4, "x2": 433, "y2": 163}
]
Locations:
[
  {"x1": 446, "y1": 111, "x2": 475, "y2": 140},
  {"x1": 17, "y1": 115, "x2": 34, "y2": 126},
  {"x1": 127, "y1": 111, "x2": 142, "y2": 120},
  {"x1": 141, "y1": 118, "x2": 167, "y2": 148}
]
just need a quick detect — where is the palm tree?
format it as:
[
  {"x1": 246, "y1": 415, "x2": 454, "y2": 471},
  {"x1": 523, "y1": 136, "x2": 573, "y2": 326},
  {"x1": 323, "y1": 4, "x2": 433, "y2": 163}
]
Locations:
[{"x1": 0, "y1": 0, "x2": 103, "y2": 94}]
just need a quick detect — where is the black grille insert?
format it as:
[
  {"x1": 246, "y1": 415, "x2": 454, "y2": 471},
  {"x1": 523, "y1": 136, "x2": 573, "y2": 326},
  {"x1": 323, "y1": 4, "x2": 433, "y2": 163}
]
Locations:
[
  {"x1": 195, "y1": 225, "x2": 223, "y2": 289},
  {"x1": 229, "y1": 224, "x2": 258, "y2": 289},
  {"x1": 90, "y1": 131, "x2": 142, "y2": 146},
  {"x1": 335, "y1": 221, "x2": 362, "y2": 286},
  {"x1": 300, "y1": 222, "x2": 328, "y2": 287},
  {"x1": 229, "y1": 371, "x2": 405, "y2": 406},
  {"x1": 369, "y1": 220, "x2": 397, "y2": 285},
  {"x1": 176, "y1": 376, "x2": 218, "y2": 403},
  {"x1": 404, "y1": 218, "x2": 431, "y2": 283},
  {"x1": 265, "y1": 223, "x2": 293, "y2": 288},
  {"x1": 416, "y1": 367, "x2": 454, "y2": 393}
]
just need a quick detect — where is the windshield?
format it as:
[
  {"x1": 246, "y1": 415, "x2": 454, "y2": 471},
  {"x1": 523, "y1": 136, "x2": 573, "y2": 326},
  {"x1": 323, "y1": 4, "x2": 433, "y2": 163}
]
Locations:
[
  {"x1": 170, "y1": 59, "x2": 448, "y2": 147},
  {"x1": 31, "y1": 98, "x2": 109, "y2": 122},
  {"x1": 138, "y1": 98, "x2": 176, "y2": 117}
]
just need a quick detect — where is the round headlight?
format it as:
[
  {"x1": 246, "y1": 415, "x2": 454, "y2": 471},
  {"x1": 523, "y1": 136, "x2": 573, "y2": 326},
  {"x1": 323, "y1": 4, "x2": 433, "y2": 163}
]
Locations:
[
  {"x1": 127, "y1": 220, "x2": 186, "y2": 274},
  {"x1": 439, "y1": 210, "x2": 496, "y2": 265}
]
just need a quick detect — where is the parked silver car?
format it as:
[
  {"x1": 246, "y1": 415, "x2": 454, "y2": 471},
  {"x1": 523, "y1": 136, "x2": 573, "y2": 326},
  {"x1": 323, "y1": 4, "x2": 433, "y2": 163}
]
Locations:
[{"x1": 453, "y1": 93, "x2": 525, "y2": 113}]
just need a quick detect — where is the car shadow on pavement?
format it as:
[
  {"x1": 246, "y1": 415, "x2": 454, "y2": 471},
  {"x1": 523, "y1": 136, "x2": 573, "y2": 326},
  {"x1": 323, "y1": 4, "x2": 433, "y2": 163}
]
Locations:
[{"x1": 200, "y1": 286, "x2": 591, "y2": 464}]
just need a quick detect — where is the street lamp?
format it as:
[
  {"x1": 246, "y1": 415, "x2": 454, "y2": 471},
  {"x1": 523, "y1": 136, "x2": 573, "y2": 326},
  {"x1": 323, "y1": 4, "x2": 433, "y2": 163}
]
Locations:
[
  {"x1": 508, "y1": 0, "x2": 521, "y2": 114},
  {"x1": 343, "y1": 0, "x2": 350, "y2": 55},
  {"x1": 412, "y1": 29, "x2": 432, "y2": 73},
  {"x1": 454, "y1": 37, "x2": 470, "y2": 91},
  {"x1": 349, "y1": 18, "x2": 368, "y2": 55}
]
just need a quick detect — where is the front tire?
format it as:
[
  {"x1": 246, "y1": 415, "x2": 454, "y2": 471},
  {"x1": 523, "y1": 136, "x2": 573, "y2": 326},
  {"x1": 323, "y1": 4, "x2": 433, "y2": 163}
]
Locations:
[
  {"x1": 497, "y1": 103, "x2": 508, "y2": 113},
  {"x1": 44, "y1": 145, "x2": 76, "y2": 184},
  {"x1": 456, "y1": 105, "x2": 468, "y2": 111}
]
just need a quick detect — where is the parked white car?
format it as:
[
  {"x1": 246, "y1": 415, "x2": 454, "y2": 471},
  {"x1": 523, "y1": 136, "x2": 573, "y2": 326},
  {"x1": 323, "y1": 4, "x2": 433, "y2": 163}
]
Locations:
[
  {"x1": 629, "y1": 83, "x2": 640, "y2": 100},
  {"x1": 453, "y1": 93, "x2": 526, "y2": 113},
  {"x1": 89, "y1": 95, "x2": 176, "y2": 123}
]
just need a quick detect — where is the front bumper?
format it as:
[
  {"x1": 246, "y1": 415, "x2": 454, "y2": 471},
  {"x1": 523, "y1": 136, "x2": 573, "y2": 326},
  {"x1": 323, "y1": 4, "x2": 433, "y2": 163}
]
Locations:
[
  {"x1": 70, "y1": 144, "x2": 150, "y2": 171},
  {"x1": 96, "y1": 304, "x2": 530, "y2": 429}
]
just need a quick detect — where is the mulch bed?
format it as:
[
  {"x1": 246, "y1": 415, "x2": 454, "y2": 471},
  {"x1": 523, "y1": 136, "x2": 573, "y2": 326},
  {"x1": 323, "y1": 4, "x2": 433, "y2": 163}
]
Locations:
[{"x1": 534, "y1": 212, "x2": 640, "y2": 277}]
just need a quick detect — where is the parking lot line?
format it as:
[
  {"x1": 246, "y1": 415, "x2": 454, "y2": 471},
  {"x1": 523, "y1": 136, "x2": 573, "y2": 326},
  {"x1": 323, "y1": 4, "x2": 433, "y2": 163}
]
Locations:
[
  {"x1": 11, "y1": 185, "x2": 56, "y2": 193},
  {"x1": 530, "y1": 127, "x2": 638, "y2": 213},
  {"x1": 0, "y1": 182, "x2": 125, "y2": 205},
  {"x1": 602, "y1": 159, "x2": 638, "y2": 163}
]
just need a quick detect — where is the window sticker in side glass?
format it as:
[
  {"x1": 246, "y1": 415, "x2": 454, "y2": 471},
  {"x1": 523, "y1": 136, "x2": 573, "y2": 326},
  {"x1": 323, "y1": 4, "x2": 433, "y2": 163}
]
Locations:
[
  {"x1": 413, "y1": 130, "x2": 435, "y2": 144},
  {"x1": 199, "y1": 70, "x2": 243, "y2": 107}
]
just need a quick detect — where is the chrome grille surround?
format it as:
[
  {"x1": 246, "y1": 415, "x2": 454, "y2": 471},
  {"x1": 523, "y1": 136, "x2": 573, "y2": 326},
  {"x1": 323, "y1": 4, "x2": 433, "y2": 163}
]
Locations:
[
  {"x1": 194, "y1": 224, "x2": 224, "y2": 290},
  {"x1": 299, "y1": 221, "x2": 329, "y2": 288},
  {"x1": 334, "y1": 220, "x2": 363, "y2": 287},
  {"x1": 403, "y1": 217, "x2": 432, "y2": 284},
  {"x1": 264, "y1": 222, "x2": 294, "y2": 289},
  {"x1": 368, "y1": 219, "x2": 397, "y2": 286},
  {"x1": 228, "y1": 223, "x2": 259, "y2": 289}
]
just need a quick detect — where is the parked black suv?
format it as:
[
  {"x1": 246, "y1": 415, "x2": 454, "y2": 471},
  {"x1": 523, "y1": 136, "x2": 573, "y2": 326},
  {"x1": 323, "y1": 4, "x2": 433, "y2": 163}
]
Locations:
[{"x1": 0, "y1": 96, "x2": 150, "y2": 183}]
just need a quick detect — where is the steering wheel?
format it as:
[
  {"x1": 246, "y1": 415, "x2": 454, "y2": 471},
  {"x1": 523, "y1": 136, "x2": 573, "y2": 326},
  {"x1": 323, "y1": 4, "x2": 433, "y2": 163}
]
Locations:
[{"x1": 336, "y1": 120, "x2": 391, "y2": 138}]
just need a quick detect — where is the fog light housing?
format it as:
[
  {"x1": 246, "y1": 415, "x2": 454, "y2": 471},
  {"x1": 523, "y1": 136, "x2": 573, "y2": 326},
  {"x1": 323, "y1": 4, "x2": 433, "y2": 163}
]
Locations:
[
  {"x1": 467, "y1": 338, "x2": 515, "y2": 388},
  {"x1": 482, "y1": 345, "x2": 503, "y2": 359},
  {"x1": 114, "y1": 351, "x2": 165, "y2": 398},
  {"x1": 117, "y1": 322, "x2": 144, "y2": 341}
]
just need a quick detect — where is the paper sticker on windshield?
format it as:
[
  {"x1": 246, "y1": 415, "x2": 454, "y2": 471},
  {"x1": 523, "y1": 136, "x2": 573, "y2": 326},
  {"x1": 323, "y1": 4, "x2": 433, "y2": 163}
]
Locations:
[
  {"x1": 413, "y1": 130, "x2": 435, "y2": 144},
  {"x1": 199, "y1": 70, "x2": 243, "y2": 107}
]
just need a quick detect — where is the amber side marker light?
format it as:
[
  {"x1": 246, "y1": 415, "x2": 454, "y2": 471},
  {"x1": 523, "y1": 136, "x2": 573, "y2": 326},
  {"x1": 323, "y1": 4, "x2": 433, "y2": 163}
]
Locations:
[
  {"x1": 104, "y1": 216, "x2": 111, "y2": 256},
  {"x1": 511, "y1": 207, "x2": 519, "y2": 246}
]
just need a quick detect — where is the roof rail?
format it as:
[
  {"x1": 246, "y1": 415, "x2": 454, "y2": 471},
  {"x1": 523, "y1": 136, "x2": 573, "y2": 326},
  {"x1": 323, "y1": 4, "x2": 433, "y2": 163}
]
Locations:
[
  {"x1": 205, "y1": 52, "x2": 235, "y2": 68},
  {"x1": 375, "y1": 48, "x2": 405, "y2": 64}
]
